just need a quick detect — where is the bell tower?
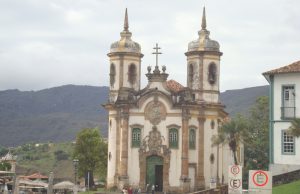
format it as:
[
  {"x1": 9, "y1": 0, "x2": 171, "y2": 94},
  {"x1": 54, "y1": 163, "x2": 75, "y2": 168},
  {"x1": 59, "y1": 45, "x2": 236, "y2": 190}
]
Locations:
[
  {"x1": 107, "y1": 9, "x2": 143, "y2": 103},
  {"x1": 185, "y1": 7, "x2": 222, "y2": 103}
]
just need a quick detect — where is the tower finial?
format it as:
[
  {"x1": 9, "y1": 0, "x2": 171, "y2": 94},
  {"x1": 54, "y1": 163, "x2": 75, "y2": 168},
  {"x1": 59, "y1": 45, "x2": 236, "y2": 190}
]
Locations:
[
  {"x1": 124, "y1": 8, "x2": 129, "y2": 31},
  {"x1": 201, "y1": 7, "x2": 206, "y2": 30}
]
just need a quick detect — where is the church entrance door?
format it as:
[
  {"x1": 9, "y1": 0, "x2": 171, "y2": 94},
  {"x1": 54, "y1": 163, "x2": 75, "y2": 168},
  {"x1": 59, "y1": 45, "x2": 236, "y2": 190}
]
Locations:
[{"x1": 146, "y1": 156, "x2": 163, "y2": 192}]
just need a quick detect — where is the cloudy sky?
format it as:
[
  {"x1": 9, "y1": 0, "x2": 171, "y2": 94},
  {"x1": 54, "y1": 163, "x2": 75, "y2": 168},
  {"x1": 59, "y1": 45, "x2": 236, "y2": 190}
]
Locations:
[{"x1": 0, "y1": 0, "x2": 299, "y2": 92}]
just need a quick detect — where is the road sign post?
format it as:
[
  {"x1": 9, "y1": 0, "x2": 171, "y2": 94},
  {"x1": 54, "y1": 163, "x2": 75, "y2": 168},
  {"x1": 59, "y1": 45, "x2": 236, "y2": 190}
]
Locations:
[
  {"x1": 228, "y1": 165, "x2": 242, "y2": 194},
  {"x1": 249, "y1": 170, "x2": 272, "y2": 194}
]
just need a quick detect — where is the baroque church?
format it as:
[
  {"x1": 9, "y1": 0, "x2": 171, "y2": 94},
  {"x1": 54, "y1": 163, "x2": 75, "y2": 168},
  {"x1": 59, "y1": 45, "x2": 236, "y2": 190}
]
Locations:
[{"x1": 104, "y1": 8, "x2": 234, "y2": 193}]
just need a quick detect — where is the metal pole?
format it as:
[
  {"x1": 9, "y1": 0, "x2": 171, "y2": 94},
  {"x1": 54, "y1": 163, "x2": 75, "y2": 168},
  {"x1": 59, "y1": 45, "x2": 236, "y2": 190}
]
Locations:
[{"x1": 87, "y1": 171, "x2": 90, "y2": 191}]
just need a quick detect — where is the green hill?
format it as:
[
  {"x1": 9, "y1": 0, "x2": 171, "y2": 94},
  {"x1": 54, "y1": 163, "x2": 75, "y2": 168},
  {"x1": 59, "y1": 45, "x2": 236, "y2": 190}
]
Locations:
[
  {"x1": 0, "y1": 84, "x2": 269, "y2": 147},
  {"x1": 0, "y1": 85, "x2": 108, "y2": 147},
  {"x1": 12, "y1": 142, "x2": 75, "y2": 181}
]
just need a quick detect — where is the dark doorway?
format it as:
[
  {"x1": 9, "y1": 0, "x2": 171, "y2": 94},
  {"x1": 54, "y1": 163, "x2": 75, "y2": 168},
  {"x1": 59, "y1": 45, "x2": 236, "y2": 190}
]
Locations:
[
  {"x1": 146, "y1": 156, "x2": 163, "y2": 192},
  {"x1": 155, "y1": 165, "x2": 163, "y2": 191}
]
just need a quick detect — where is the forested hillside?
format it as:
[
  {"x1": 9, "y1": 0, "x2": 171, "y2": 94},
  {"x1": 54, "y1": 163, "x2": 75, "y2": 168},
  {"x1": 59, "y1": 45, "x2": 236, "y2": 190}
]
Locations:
[
  {"x1": 0, "y1": 84, "x2": 268, "y2": 146},
  {"x1": 0, "y1": 85, "x2": 108, "y2": 146}
]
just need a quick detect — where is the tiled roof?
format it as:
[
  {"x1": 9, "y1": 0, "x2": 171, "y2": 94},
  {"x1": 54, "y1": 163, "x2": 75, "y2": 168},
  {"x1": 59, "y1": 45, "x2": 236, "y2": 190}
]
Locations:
[
  {"x1": 263, "y1": 60, "x2": 300, "y2": 75},
  {"x1": 166, "y1": 80, "x2": 184, "y2": 92}
]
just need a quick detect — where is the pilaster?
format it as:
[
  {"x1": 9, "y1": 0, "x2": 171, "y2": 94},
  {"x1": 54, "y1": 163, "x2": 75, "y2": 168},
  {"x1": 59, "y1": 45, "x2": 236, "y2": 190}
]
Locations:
[
  {"x1": 197, "y1": 116, "x2": 206, "y2": 189},
  {"x1": 118, "y1": 107, "x2": 129, "y2": 187},
  {"x1": 180, "y1": 108, "x2": 190, "y2": 192}
]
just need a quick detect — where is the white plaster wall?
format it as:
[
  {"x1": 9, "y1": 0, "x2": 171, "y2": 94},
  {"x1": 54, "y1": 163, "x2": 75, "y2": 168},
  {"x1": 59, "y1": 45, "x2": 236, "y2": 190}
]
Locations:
[
  {"x1": 203, "y1": 119, "x2": 220, "y2": 188},
  {"x1": 127, "y1": 96, "x2": 183, "y2": 187},
  {"x1": 221, "y1": 144, "x2": 231, "y2": 184},
  {"x1": 127, "y1": 115, "x2": 145, "y2": 186},
  {"x1": 273, "y1": 73, "x2": 300, "y2": 166},
  {"x1": 203, "y1": 120, "x2": 212, "y2": 187},
  {"x1": 203, "y1": 93, "x2": 219, "y2": 103},
  {"x1": 138, "y1": 95, "x2": 177, "y2": 114},
  {"x1": 164, "y1": 116, "x2": 182, "y2": 186},
  {"x1": 188, "y1": 117, "x2": 199, "y2": 163},
  {"x1": 273, "y1": 122, "x2": 300, "y2": 165},
  {"x1": 189, "y1": 167, "x2": 196, "y2": 191},
  {"x1": 107, "y1": 116, "x2": 117, "y2": 185},
  {"x1": 273, "y1": 73, "x2": 300, "y2": 121}
]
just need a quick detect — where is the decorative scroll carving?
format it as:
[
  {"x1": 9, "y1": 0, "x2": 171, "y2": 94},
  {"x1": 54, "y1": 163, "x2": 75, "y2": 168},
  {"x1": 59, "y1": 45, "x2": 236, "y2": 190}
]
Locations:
[
  {"x1": 138, "y1": 126, "x2": 171, "y2": 191},
  {"x1": 145, "y1": 98, "x2": 166, "y2": 125},
  {"x1": 139, "y1": 126, "x2": 170, "y2": 156}
]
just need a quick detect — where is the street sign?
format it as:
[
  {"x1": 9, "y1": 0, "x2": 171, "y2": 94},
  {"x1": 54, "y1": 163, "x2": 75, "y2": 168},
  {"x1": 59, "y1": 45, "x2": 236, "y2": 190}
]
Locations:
[
  {"x1": 249, "y1": 170, "x2": 272, "y2": 194},
  {"x1": 228, "y1": 165, "x2": 242, "y2": 194}
]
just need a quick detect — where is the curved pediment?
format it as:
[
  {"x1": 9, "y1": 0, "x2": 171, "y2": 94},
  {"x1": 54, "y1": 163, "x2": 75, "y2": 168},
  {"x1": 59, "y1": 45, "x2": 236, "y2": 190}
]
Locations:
[{"x1": 137, "y1": 90, "x2": 173, "y2": 111}]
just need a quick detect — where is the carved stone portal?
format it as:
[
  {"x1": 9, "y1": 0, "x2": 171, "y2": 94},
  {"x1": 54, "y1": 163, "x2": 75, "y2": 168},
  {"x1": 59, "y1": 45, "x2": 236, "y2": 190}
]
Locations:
[
  {"x1": 139, "y1": 126, "x2": 171, "y2": 192},
  {"x1": 145, "y1": 98, "x2": 166, "y2": 125}
]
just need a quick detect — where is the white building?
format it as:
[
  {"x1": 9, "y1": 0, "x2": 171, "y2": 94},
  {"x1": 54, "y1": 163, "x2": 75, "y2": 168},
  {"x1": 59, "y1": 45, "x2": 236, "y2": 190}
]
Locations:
[
  {"x1": 104, "y1": 8, "x2": 235, "y2": 193},
  {"x1": 263, "y1": 61, "x2": 300, "y2": 175}
]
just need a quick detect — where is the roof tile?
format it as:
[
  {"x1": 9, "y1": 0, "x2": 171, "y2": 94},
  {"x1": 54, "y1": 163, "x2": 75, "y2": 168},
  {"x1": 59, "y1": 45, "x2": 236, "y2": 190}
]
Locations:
[
  {"x1": 263, "y1": 60, "x2": 300, "y2": 75},
  {"x1": 166, "y1": 80, "x2": 184, "y2": 92}
]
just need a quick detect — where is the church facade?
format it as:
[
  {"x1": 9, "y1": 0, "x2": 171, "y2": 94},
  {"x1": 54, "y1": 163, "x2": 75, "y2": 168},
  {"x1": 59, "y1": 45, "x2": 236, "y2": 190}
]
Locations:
[{"x1": 104, "y1": 8, "x2": 232, "y2": 193}]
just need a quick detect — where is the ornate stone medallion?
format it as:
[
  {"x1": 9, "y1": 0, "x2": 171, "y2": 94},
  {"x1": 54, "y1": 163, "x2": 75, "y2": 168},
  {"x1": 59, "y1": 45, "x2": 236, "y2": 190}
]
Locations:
[{"x1": 145, "y1": 98, "x2": 166, "y2": 125}]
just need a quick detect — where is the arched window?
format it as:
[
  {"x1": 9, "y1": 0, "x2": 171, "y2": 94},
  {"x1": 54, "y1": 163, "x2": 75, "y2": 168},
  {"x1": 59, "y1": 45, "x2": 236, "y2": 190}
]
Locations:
[
  {"x1": 110, "y1": 63, "x2": 116, "y2": 87},
  {"x1": 132, "y1": 128, "x2": 141, "y2": 147},
  {"x1": 208, "y1": 63, "x2": 217, "y2": 85},
  {"x1": 128, "y1": 64, "x2": 137, "y2": 85},
  {"x1": 189, "y1": 129, "x2": 196, "y2": 149},
  {"x1": 211, "y1": 120, "x2": 215, "y2": 129},
  {"x1": 169, "y1": 128, "x2": 178, "y2": 149},
  {"x1": 189, "y1": 64, "x2": 194, "y2": 84}
]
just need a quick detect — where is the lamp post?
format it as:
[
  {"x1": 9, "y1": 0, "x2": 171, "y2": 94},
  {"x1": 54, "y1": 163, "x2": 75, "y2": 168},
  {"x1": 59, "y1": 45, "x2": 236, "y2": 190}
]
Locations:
[{"x1": 73, "y1": 159, "x2": 79, "y2": 185}]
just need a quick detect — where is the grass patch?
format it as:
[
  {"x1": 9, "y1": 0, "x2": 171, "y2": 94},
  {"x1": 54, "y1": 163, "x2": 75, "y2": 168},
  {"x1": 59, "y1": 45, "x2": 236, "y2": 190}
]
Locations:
[{"x1": 273, "y1": 180, "x2": 300, "y2": 194}]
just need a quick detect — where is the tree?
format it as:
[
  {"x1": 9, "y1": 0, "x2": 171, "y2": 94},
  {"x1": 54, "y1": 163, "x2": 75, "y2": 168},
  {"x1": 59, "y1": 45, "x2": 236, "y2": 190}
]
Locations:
[
  {"x1": 243, "y1": 96, "x2": 269, "y2": 170},
  {"x1": 0, "y1": 146, "x2": 8, "y2": 157},
  {"x1": 73, "y1": 128, "x2": 107, "y2": 188},
  {"x1": 0, "y1": 161, "x2": 11, "y2": 171},
  {"x1": 54, "y1": 150, "x2": 69, "y2": 161},
  {"x1": 288, "y1": 118, "x2": 300, "y2": 137},
  {"x1": 212, "y1": 115, "x2": 247, "y2": 165}
]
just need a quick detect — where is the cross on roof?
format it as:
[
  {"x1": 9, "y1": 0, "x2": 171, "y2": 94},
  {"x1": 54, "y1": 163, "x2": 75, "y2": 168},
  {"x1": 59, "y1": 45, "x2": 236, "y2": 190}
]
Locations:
[{"x1": 152, "y1": 43, "x2": 162, "y2": 67}]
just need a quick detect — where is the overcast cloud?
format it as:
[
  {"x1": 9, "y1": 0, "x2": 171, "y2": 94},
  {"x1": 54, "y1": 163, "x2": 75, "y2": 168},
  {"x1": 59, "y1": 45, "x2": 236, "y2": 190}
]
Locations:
[{"x1": 0, "y1": 0, "x2": 299, "y2": 91}]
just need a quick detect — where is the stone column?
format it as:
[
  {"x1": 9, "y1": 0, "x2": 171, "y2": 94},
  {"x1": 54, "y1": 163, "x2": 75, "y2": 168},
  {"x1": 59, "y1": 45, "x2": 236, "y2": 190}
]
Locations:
[
  {"x1": 180, "y1": 109, "x2": 190, "y2": 192},
  {"x1": 118, "y1": 107, "x2": 129, "y2": 188},
  {"x1": 197, "y1": 116, "x2": 205, "y2": 189}
]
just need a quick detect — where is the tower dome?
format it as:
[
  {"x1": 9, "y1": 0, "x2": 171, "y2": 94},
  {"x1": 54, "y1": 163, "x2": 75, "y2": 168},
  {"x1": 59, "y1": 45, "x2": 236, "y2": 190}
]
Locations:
[
  {"x1": 110, "y1": 8, "x2": 141, "y2": 53},
  {"x1": 188, "y1": 7, "x2": 220, "y2": 52}
]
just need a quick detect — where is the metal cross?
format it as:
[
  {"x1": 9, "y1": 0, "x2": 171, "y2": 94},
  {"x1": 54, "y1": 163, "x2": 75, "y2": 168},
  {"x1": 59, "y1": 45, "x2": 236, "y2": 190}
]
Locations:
[{"x1": 152, "y1": 43, "x2": 162, "y2": 67}]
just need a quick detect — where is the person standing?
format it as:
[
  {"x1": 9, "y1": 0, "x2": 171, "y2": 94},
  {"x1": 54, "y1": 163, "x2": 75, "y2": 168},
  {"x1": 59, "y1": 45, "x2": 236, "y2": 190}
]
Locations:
[
  {"x1": 151, "y1": 185, "x2": 155, "y2": 194},
  {"x1": 128, "y1": 186, "x2": 133, "y2": 194},
  {"x1": 145, "y1": 184, "x2": 149, "y2": 194}
]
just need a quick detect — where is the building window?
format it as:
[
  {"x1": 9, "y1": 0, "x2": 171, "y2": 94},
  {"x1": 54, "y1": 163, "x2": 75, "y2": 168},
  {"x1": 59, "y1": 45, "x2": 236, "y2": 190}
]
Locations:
[
  {"x1": 110, "y1": 63, "x2": 116, "y2": 87},
  {"x1": 132, "y1": 128, "x2": 141, "y2": 147},
  {"x1": 128, "y1": 64, "x2": 137, "y2": 85},
  {"x1": 208, "y1": 63, "x2": 217, "y2": 85},
  {"x1": 169, "y1": 128, "x2": 178, "y2": 149},
  {"x1": 282, "y1": 130, "x2": 295, "y2": 155},
  {"x1": 281, "y1": 85, "x2": 295, "y2": 119},
  {"x1": 211, "y1": 120, "x2": 215, "y2": 129},
  {"x1": 189, "y1": 129, "x2": 196, "y2": 149}
]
